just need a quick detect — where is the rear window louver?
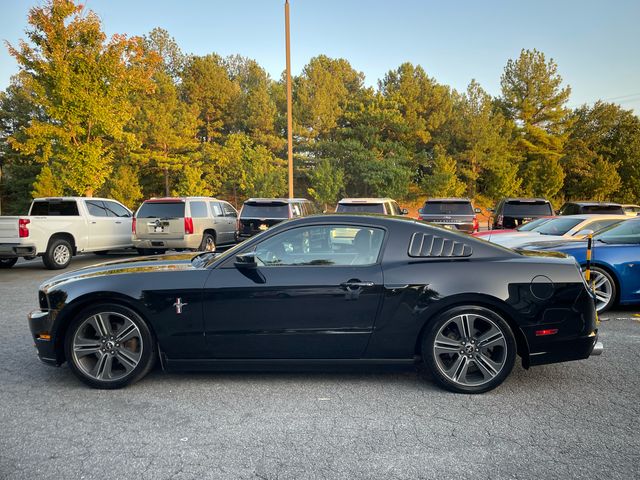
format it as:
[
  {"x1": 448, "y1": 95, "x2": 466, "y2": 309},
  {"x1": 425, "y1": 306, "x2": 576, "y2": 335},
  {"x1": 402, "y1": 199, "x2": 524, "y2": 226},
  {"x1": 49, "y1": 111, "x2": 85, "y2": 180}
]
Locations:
[{"x1": 408, "y1": 233, "x2": 473, "y2": 258}]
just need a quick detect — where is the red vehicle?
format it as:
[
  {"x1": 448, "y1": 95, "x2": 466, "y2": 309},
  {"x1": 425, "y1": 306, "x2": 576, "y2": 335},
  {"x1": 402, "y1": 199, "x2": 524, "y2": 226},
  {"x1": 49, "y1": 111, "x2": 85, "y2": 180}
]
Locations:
[{"x1": 473, "y1": 216, "x2": 556, "y2": 238}]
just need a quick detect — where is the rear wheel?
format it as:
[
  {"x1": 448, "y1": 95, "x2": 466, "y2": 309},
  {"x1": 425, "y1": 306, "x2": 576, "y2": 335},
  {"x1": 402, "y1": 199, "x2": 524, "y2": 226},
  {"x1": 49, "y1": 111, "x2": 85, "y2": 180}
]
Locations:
[
  {"x1": 422, "y1": 306, "x2": 516, "y2": 394},
  {"x1": 43, "y1": 238, "x2": 73, "y2": 270},
  {"x1": 199, "y1": 233, "x2": 216, "y2": 252},
  {"x1": 0, "y1": 258, "x2": 18, "y2": 269},
  {"x1": 64, "y1": 303, "x2": 156, "y2": 389}
]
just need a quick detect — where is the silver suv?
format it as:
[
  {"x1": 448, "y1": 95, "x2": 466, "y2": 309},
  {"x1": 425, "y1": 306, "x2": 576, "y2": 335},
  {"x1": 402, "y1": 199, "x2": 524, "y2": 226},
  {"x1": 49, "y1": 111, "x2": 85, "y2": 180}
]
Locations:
[{"x1": 133, "y1": 197, "x2": 238, "y2": 254}]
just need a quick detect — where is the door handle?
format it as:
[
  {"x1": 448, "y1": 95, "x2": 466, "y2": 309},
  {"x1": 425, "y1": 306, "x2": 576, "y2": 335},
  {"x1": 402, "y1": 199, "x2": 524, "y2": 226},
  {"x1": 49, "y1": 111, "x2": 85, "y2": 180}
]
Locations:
[
  {"x1": 115, "y1": 221, "x2": 122, "y2": 224},
  {"x1": 340, "y1": 281, "x2": 374, "y2": 289},
  {"x1": 91, "y1": 221, "x2": 97, "y2": 224}
]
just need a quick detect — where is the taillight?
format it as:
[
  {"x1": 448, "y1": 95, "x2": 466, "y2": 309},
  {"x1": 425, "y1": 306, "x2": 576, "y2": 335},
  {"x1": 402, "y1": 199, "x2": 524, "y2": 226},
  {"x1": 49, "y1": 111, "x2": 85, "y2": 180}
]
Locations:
[
  {"x1": 473, "y1": 216, "x2": 479, "y2": 232},
  {"x1": 18, "y1": 218, "x2": 30, "y2": 238},
  {"x1": 132, "y1": 217, "x2": 137, "y2": 234},
  {"x1": 184, "y1": 217, "x2": 194, "y2": 234}
]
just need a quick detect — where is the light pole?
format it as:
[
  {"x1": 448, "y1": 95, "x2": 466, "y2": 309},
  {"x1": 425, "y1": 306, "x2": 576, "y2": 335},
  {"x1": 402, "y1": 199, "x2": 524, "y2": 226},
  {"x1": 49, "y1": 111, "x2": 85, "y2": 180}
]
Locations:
[{"x1": 285, "y1": 0, "x2": 293, "y2": 198}]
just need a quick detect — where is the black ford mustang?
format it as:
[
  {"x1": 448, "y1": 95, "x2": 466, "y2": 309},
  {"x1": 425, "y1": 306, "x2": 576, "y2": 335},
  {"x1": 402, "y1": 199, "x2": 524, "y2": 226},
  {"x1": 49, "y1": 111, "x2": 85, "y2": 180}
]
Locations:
[{"x1": 29, "y1": 215, "x2": 602, "y2": 393}]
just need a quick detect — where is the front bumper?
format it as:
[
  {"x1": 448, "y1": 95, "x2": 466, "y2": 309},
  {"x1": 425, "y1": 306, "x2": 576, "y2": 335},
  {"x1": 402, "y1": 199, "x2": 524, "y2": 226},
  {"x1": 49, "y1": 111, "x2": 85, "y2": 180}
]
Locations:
[
  {"x1": 0, "y1": 243, "x2": 37, "y2": 258},
  {"x1": 28, "y1": 309, "x2": 60, "y2": 366}
]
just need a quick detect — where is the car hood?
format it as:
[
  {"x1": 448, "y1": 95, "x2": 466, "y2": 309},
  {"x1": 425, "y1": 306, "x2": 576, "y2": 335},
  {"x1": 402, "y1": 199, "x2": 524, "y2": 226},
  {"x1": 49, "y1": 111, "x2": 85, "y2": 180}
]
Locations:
[
  {"x1": 40, "y1": 252, "x2": 209, "y2": 291},
  {"x1": 489, "y1": 231, "x2": 542, "y2": 245}
]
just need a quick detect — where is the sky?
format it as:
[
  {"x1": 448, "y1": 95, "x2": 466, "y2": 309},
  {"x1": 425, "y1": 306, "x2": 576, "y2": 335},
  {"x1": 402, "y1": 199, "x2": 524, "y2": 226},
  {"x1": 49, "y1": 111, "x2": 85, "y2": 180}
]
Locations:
[{"x1": 1, "y1": 0, "x2": 639, "y2": 112}]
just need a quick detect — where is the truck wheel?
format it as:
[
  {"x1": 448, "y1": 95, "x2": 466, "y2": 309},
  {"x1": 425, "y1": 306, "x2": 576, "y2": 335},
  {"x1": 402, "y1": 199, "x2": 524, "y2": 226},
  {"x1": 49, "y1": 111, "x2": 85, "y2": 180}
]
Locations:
[
  {"x1": 43, "y1": 238, "x2": 73, "y2": 270},
  {"x1": 0, "y1": 258, "x2": 18, "y2": 269}
]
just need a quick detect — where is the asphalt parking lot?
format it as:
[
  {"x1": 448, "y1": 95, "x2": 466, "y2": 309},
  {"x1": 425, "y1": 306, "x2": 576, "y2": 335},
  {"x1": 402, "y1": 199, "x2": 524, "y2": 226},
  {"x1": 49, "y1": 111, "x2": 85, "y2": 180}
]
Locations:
[{"x1": 1, "y1": 253, "x2": 639, "y2": 480}]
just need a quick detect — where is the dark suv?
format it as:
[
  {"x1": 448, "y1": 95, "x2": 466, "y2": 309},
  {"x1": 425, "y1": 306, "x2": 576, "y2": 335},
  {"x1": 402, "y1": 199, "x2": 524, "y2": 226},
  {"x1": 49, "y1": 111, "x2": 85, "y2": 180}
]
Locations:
[
  {"x1": 418, "y1": 198, "x2": 481, "y2": 233},
  {"x1": 558, "y1": 201, "x2": 625, "y2": 216},
  {"x1": 239, "y1": 198, "x2": 318, "y2": 238},
  {"x1": 491, "y1": 198, "x2": 554, "y2": 229}
]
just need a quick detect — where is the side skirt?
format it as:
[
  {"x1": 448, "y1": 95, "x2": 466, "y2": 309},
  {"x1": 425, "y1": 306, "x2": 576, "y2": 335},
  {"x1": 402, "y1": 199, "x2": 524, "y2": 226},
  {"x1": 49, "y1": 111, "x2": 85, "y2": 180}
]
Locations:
[{"x1": 163, "y1": 357, "x2": 419, "y2": 373}]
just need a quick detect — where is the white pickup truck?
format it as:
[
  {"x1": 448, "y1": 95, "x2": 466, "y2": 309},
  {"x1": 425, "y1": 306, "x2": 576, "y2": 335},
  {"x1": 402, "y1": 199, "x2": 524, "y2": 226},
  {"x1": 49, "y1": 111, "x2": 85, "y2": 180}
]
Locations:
[{"x1": 0, "y1": 197, "x2": 134, "y2": 270}]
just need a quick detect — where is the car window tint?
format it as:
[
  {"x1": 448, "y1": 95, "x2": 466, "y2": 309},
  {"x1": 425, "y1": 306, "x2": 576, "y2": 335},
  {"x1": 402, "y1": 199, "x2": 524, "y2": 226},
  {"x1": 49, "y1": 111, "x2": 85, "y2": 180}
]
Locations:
[
  {"x1": 254, "y1": 225, "x2": 385, "y2": 267},
  {"x1": 336, "y1": 203, "x2": 385, "y2": 214},
  {"x1": 581, "y1": 205, "x2": 624, "y2": 214},
  {"x1": 210, "y1": 202, "x2": 223, "y2": 217},
  {"x1": 596, "y1": 219, "x2": 640, "y2": 244},
  {"x1": 532, "y1": 217, "x2": 582, "y2": 235},
  {"x1": 137, "y1": 202, "x2": 185, "y2": 218},
  {"x1": 31, "y1": 200, "x2": 79, "y2": 216},
  {"x1": 587, "y1": 219, "x2": 623, "y2": 233},
  {"x1": 103, "y1": 201, "x2": 130, "y2": 217},
  {"x1": 422, "y1": 202, "x2": 473, "y2": 214},
  {"x1": 222, "y1": 203, "x2": 237, "y2": 217},
  {"x1": 503, "y1": 201, "x2": 553, "y2": 216},
  {"x1": 190, "y1": 201, "x2": 208, "y2": 218},
  {"x1": 241, "y1": 203, "x2": 289, "y2": 218},
  {"x1": 86, "y1": 200, "x2": 109, "y2": 217}
]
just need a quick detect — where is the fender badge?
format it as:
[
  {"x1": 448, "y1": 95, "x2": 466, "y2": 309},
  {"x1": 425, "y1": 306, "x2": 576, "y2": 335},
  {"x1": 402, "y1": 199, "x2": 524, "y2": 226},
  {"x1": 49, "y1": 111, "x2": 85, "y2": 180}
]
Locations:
[{"x1": 173, "y1": 297, "x2": 188, "y2": 314}]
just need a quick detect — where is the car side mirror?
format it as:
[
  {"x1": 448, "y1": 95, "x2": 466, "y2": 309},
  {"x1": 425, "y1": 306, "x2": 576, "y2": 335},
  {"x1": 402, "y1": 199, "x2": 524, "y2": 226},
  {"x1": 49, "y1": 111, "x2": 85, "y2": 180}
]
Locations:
[
  {"x1": 575, "y1": 229, "x2": 594, "y2": 237},
  {"x1": 234, "y1": 252, "x2": 257, "y2": 269},
  {"x1": 418, "y1": 208, "x2": 424, "y2": 214},
  {"x1": 401, "y1": 208, "x2": 409, "y2": 215},
  {"x1": 474, "y1": 208, "x2": 481, "y2": 214}
]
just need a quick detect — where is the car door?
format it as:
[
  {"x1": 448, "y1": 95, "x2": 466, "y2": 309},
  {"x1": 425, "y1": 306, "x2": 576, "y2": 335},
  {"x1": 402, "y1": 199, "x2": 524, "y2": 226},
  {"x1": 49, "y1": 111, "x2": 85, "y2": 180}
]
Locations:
[
  {"x1": 102, "y1": 200, "x2": 133, "y2": 247},
  {"x1": 220, "y1": 202, "x2": 238, "y2": 244},
  {"x1": 202, "y1": 223, "x2": 386, "y2": 359},
  {"x1": 85, "y1": 200, "x2": 114, "y2": 250}
]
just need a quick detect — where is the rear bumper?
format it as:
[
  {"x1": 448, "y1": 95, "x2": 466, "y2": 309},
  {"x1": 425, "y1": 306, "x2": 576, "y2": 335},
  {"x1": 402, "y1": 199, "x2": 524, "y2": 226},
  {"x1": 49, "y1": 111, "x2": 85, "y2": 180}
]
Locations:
[
  {"x1": 418, "y1": 221, "x2": 474, "y2": 233},
  {"x1": 528, "y1": 331, "x2": 601, "y2": 366},
  {"x1": 133, "y1": 235, "x2": 201, "y2": 250},
  {"x1": 28, "y1": 309, "x2": 60, "y2": 366},
  {"x1": 0, "y1": 243, "x2": 37, "y2": 258}
]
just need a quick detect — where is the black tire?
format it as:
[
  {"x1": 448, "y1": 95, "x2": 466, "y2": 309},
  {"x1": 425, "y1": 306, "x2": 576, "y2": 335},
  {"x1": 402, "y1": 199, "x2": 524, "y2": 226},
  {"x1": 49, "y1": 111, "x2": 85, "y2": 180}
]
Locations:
[
  {"x1": 0, "y1": 258, "x2": 18, "y2": 269},
  {"x1": 94, "y1": 251, "x2": 110, "y2": 256},
  {"x1": 199, "y1": 232, "x2": 216, "y2": 252},
  {"x1": 64, "y1": 303, "x2": 156, "y2": 389},
  {"x1": 421, "y1": 305, "x2": 517, "y2": 394},
  {"x1": 590, "y1": 266, "x2": 617, "y2": 313},
  {"x1": 42, "y1": 238, "x2": 73, "y2": 270}
]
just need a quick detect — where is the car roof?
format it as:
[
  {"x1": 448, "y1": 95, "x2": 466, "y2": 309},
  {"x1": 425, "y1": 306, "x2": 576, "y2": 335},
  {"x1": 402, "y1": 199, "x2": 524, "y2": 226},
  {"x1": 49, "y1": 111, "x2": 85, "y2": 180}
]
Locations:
[
  {"x1": 501, "y1": 197, "x2": 550, "y2": 203},
  {"x1": 564, "y1": 201, "x2": 622, "y2": 206},
  {"x1": 244, "y1": 198, "x2": 310, "y2": 204},
  {"x1": 143, "y1": 197, "x2": 221, "y2": 202},
  {"x1": 33, "y1": 196, "x2": 122, "y2": 202},
  {"x1": 338, "y1": 198, "x2": 396, "y2": 204},
  {"x1": 424, "y1": 197, "x2": 471, "y2": 202},
  {"x1": 622, "y1": 204, "x2": 640, "y2": 208}
]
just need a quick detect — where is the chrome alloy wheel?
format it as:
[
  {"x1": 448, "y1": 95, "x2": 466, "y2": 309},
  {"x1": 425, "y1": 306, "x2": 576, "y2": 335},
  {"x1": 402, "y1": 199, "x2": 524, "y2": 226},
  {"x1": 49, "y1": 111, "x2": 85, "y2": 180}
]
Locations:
[
  {"x1": 589, "y1": 270, "x2": 614, "y2": 312},
  {"x1": 71, "y1": 312, "x2": 143, "y2": 382},
  {"x1": 204, "y1": 236, "x2": 216, "y2": 252},
  {"x1": 53, "y1": 244, "x2": 70, "y2": 265},
  {"x1": 432, "y1": 313, "x2": 508, "y2": 387}
]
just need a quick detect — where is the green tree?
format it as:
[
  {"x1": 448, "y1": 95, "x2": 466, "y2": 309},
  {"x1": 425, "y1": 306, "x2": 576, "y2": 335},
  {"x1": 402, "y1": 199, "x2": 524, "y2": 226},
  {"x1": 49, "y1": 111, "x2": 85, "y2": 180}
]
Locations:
[
  {"x1": 500, "y1": 49, "x2": 571, "y2": 198},
  {"x1": 32, "y1": 164, "x2": 63, "y2": 198},
  {"x1": 143, "y1": 27, "x2": 185, "y2": 81},
  {"x1": 172, "y1": 165, "x2": 212, "y2": 197},
  {"x1": 420, "y1": 146, "x2": 466, "y2": 197},
  {"x1": 307, "y1": 159, "x2": 344, "y2": 210},
  {"x1": 7, "y1": 0, "x2": 156, "y2": 196},
  {"x1": 181, "y1": 54, "x2": 238, "y2": 141},
  {"x1": 101, "y1": 164, "x2": 144, "y2": 209}
]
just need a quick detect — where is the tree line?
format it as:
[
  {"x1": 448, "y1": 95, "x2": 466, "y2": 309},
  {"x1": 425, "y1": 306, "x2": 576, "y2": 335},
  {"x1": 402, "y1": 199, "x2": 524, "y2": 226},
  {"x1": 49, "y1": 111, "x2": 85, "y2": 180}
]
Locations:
[{"x1": 1, "y1": 0, "x2": 639, "y2": 214}]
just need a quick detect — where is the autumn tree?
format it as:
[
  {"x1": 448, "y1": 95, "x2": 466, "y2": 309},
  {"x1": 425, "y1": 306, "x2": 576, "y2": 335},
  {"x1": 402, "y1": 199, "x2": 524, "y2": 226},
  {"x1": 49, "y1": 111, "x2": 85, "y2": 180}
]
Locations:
[
  {"x1": 500, "y1": 49, "x2": 571, "y2": 198},
  {"x1": 7, "y1": 0, "x2": 156, "y2": 196}
]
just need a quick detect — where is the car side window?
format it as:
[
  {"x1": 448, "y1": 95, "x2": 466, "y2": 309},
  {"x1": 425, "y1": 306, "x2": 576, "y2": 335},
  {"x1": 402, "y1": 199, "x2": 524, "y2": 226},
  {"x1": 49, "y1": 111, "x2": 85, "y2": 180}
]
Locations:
[
  {"x1": 210, "y1": 202, "x2": 223, "y2": 217},
  {"x1": 86, "y1": 200, "x2": 109, "y2": 217},
  {"x1": 588, "y1": 219, "x2": 620, "y2": 233},
  {"x1": 291, "y1": 204, "x2": 302, "y2": 217},
  {"x1": 254, "y1": 225, "x2": 385, "y2": 267},
  {"x1": 103, "y1": 201, "x2": 131, "y2": 217},
  {"x1": 190, "y1": 201, "x2": 208, "y2": 218},
  {"x1": 222, "y1": 203, "x2": 237, "y2": 217}
]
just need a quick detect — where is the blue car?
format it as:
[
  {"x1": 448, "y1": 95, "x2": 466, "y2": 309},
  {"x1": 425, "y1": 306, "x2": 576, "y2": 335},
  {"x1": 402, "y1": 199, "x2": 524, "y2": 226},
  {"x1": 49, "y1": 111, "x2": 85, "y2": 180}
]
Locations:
[{"x1": 526, "y1": 217, "x2": 640, "y2": 312}]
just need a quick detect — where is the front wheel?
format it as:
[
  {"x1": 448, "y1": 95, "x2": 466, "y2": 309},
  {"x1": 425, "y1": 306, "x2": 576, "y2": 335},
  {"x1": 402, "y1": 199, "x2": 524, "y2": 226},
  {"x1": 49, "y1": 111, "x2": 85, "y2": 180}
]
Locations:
[
  {"x1": 64, "y1": 304, "x2": 156, "y2": 389},
  {"x1": 0, "y1": 258, "x2": 18, "y2": 269},
  {"x1": 422, "y1": 306, "x2": 516, "y2": 394},
  {"x1": 588, "y1": 267, "x2": 617, "y2": 312},
  {"x1": 42, "y1": 238, "x2": 73, "y2": 270}
]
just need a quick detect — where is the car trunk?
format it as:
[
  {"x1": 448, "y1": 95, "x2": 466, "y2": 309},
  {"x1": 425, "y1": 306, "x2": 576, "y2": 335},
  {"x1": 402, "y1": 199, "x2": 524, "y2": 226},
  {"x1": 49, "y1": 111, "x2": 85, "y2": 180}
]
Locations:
[
  {"x1": 135, "y1": 201, "x2": 186, "y2": 241},
  {"x1": 419, "y1": 202, "x2": 475, "y2": 229}
]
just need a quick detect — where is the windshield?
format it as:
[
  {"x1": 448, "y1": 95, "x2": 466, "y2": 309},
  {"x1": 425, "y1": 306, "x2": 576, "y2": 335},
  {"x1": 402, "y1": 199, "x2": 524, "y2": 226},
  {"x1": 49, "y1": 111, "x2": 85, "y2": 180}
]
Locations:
[
  {"x1": 595, "y1": 219, "x2": 640, "y2": 244},
  {"x1": 503, "y1": 201, "x2": 553, "y2": 216},
  {"x1": 515, "y1": 217, "x2": 553, "y2": 231},
  {"x1": 421, "y1": 201, "x2": 473, "y2": 215},
  {"x1": 241, "y1": 203, "x2": 289, "y2": 218},
  {"x1": 336, "y1": 203, "x2": 385, "y2": 214},
  {"x1": 532, "y1": 217, "x2": 582, "y2": 236},
  {"x1": 581, "y1": 205, "x2": 624, "y2": 214},
  {"x1": 137, "y1": 202, "x2": 185, "y2": 218}
]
